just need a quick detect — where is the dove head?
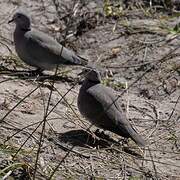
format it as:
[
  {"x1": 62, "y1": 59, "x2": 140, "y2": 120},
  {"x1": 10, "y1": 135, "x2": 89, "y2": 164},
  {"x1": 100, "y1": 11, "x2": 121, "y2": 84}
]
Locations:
[
  {"x1": 80, "y1": 68, "x2": 101, "y2": 83},
  {"x1": 9, "y1": 12, "x2": 31, "y2": 31}
]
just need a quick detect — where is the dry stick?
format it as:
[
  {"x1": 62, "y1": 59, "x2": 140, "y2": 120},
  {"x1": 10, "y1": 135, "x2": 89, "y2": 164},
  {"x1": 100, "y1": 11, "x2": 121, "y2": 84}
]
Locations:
[
  {"x1": 48, "y1": 45, "x2": 180, "y2": 179},
  {"x1": 0, "y1": 70, "x2": 47, "y2": 83},
  {"x1": 139, "y1": 157, "x2": 180, "y2": 168},
  {"x1": 122, "y1": 158, "x2": 127, "y2": 180},
  {"x1": 167, "y1": 94, "x2": 180, "y2": 121},
  {"x1": 0, "y1": 41, "x2": 13, "y2": 53},
  {"x1": 90, "y1": 155, "x2": 95, "y2": 177},
  {"x1": 4, "y1": 121, "x2": 43, "y2": 144},
  {"x1": 44, "y1": 0, "x2": 79, "y2": 119},
  {"x1": 148, "y1": 146, "x2": 158, "y2": 179},
  {"x1": 39, "y1": 86, "x2": 47, "y2": 116},
  {"x1": 87, "y1": 144, "x2": 180, "y2": 155},
  {"x1": 48, "y1": 145, "x2": 74, "y2": 180},
  {"x1": 46, "y1": 83, "x2": 77, "y2": 118},
  {"x1": 0, "y1": 77, "x2": 20, "y2": 84},
  {"x1": 32, "y1": 66, "x2": 59, "y2": 180},
  {"x1": 0, "y1": 84, "x2": 41, "y2": 123},
  {"x1": 53, "y1": 140, "x2": 90, "y2": 159},
  {"x1": 12, "y1": 120, "x2": 43, "y2": 159},
  {"x1": 52, "y1": 84, "x2": 90, "y2": 130},
  {"x1": 4, "y1": 124, "x2": 38, "y2": 143}
]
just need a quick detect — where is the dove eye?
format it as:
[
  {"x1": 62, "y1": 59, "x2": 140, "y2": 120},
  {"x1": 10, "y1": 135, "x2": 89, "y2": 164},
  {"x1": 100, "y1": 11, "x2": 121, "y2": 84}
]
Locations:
[{"x1": 16, "y1": 14, "x2": 21, "y2": 18}]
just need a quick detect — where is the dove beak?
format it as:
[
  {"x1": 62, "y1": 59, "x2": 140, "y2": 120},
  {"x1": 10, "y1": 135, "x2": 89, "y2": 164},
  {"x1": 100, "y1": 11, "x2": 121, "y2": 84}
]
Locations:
[
  {"x1": 78, "y1": 67, "x2": 94, "y2": 76},
  {"x1": 8, "y1": 18, "x2": 14, "y2": 24},
  {"x1": 78, "y1": 69, "x2": 89, "y2": 76},
  {"x1": 78, "y1": 71, "x2": 85, "y2": 76}
]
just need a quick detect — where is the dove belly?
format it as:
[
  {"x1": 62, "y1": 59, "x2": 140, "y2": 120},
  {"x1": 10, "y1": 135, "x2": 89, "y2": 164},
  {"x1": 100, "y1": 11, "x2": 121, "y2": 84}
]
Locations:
[
  {"x1": 78, "y1": 91, "x2": 111, "y2": 129},
  {"x1": 15, "y1": 44, "x2": 55, "y2": 70}
]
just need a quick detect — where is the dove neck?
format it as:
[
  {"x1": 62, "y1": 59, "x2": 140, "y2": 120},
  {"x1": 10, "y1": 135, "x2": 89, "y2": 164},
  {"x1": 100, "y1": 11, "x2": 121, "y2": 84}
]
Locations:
[
  {"x1": 87, "y1": 79, "x2": 100, "y2": 84},
  {"x1": 14, "y1": 27, "x2": 30, "y2": 42},
  {"x1": 20, "y1": 27, "x2": 31, "y2": 31},
  {"x1": 15, "y1": 25, "x2": 31, "y2": 33},
  {"x1": 82, "y1": 79, "x2": 100, "y2": 89}
]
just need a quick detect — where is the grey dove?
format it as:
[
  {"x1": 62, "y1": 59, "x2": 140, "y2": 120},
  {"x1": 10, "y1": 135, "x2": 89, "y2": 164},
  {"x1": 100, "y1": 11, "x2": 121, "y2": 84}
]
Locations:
[
  {"x1": 8, "y1": 11, "x2": 88, "y2": 71},
  {"x1": 77, "y1": 69, "x2": 146, "y2": 147}
]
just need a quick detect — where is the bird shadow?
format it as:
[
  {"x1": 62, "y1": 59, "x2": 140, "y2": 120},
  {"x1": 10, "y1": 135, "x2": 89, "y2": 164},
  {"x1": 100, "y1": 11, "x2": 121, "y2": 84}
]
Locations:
[
  {"x1": 58, "y1": 129, "x2": 113, "y2": 148},
  {"x1": 57, "y1": 129, "x2": 142, "y2": 157}
]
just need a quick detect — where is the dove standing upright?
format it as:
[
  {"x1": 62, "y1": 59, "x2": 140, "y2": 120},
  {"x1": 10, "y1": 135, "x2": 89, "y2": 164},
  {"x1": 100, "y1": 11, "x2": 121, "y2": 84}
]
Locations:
[
  {"x1": 8, "y1": 11, "x2": 88, "y2": 71},
  {"x1": 77, "y1": 69, "x2": 146, "y2": 147}
]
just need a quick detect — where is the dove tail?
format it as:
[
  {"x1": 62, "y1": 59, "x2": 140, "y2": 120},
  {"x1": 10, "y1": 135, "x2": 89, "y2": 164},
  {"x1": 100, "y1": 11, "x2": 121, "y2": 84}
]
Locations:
[
  {"x1": 130, "y1": 131, "x2": 146, "y2": 147},
  {"x1": 73, "y1": 55, "x2": 88, "y2": 66}
]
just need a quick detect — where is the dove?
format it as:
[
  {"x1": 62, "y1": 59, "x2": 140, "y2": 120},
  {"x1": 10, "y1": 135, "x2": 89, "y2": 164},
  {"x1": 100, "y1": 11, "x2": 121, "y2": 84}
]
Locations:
[
  {"x1": 77, "y1": 69, "x2": 146, "y2": 147},
  {"x1": 8, "y1": 11, "x2": 88, "y2": 72}
]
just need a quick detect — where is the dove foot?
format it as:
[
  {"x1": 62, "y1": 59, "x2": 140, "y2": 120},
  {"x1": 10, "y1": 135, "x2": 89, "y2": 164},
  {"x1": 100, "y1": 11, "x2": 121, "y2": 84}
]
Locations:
[
  {"x1": 27, "y1": 68, "x2": 44, "y2": 76},
  {"x1": 95, "y1": 129, "x2": 110, "y2": 139}
]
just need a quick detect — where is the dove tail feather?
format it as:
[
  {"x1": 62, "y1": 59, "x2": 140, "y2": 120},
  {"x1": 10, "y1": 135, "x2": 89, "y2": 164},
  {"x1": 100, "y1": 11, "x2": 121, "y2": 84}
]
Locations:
[
  {"x1": 130, "y1": 131, "x2": 146, "y2": 147},
  {"x1": 72, "y1": 55, "x2": 88, "y2": 66}
]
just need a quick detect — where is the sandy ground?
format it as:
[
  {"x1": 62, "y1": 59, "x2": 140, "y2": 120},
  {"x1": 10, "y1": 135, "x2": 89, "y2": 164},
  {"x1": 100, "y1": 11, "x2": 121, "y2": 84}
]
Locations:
[{"x1": 0, "y1": 0, "x2": 180, "y2": 179}]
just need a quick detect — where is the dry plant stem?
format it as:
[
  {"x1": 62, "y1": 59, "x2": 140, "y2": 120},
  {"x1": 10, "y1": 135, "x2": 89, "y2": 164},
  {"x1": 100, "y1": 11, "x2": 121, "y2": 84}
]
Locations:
[
  {"x1": 139, "y1": 156, "x2": 180, "y2": 168},
  {"x1": 4, "y1": 120, "x2": 44, "y2": 144},
  {"x1": 0, "y1": 84, "x2": 41, "y2": 123},
  {"x1": 39, "y1": 86, "x2": 47, "y2": 115},
  {"x1": 148, "y1": 146, "x2": 158, "y2": 179},
  {"x1": 125, "y1": 82, "x2": 129, "y2": 119},
  {"x1": 122, "y1": 158, "x2": 127, "y2": 179},
  {"x1": 52, "y1": 84, "x2": 89, "y2": 129},
  {"x1": 48, "y1": 145, "x2": 74, "y2": 180},
  {"x1": 131, "y1": 105, "x2": 155, "y2": 121},
  {"x1": 46, "y1": 83, "x2": 77, "y2": 118},
  {"x1": 0, "y1": 77, "x2": 21, "y2": 84},
  {"x1": 54, "y1": 140, "x2": 90, "y2": 159},
  {"x1": 146, "y1": 102, "x2": 159, "y2": 120},
  {"x1": 32, "y1": 65, "x2": 59, "y2": 180},
  {"x1": 47, "y1": 105, "x2": 94, "y2": 179},
  {"x1": 147, "y1": 120, "x2": 159, "y2": 140},
  {"x1": 0, "y1": 41, "x2": 13, "y2": 53},
  {"x1": 167, "y1": 94, "x2": 180, "y2": 121},
  {"x1": 12, "y1": 120, "x2": 43, "y2": 159},
  {"x1": 90, "y1": 155, "x2": 95, "y2": 176},
  {"x1": 111, "y1": 144, "x2": 180, "y2": 155}
]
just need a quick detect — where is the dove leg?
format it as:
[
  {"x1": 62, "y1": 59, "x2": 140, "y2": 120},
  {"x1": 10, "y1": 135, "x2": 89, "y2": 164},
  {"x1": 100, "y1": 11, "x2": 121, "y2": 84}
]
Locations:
[{"x1": 27, "y1": 68, "x2": 44, "y2": 76}]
